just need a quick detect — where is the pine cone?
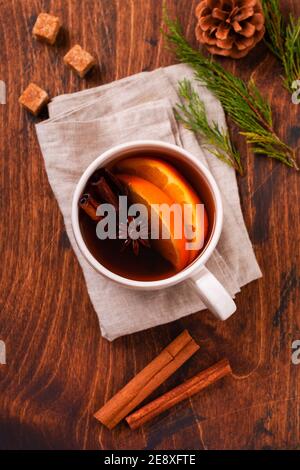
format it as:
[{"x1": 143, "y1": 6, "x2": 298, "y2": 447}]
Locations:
[{"x1": 195, "y1": 0, "x2": 265, "y2": 59}]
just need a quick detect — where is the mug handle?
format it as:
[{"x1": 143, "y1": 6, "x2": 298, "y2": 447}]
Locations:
[{"x1": 192, "y1": 266, "x2": 236, "y2": 321}]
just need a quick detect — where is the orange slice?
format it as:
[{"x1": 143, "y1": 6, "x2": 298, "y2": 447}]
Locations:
[
  {"x1": 115, "y1": 157, "x2": 208, "y2": 263},
  {"x1": 117, "y1": 174, "x2": 190, "y2": 272}
]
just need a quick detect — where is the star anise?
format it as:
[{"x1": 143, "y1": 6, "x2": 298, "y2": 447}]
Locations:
[
  {"x1": 119, "y1": 215, "x2": 151, "y2": 256},
  {"x1": 79, "y1": 167, "x2": 151, "y2": 256}
]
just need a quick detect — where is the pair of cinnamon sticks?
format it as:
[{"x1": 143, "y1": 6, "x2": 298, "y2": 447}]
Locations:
[
  {"x1": 94, "y1": 330, "x2": 231, "y2": 430},
  {"x1": 79, "y1": 168, "x2": 126, "y2": 222}
]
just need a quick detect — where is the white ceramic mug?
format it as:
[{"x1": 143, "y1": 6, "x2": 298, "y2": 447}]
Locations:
[{"x1": 72, "y1": 140, "x2": 236, "y2": 321}]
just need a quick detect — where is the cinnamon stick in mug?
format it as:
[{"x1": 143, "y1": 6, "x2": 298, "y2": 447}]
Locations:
[
  {"x1": 79, "y1": 193, "x2": 101, "y2": 221},
  {"x1": 94, "y1": 330, "x2": 199, "y2": 429},
  {"x1": 126, "y1": 358, "x2": 231, "y2": 430}
]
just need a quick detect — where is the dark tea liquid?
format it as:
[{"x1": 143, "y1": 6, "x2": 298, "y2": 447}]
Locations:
[{"x1": 79, "y1": 151, "x2": 215, "y2": 281}]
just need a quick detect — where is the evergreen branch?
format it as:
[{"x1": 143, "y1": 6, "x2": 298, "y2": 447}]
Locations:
[
  {"x1": 262, "y1": 0, "x2": 300, "y2": 91},
  {"x1": 163, "y1": 12, "x2": 299, "y2": 170},
  {"x1": 175, "y1": 79, "x2": 243, "y2": 174}
]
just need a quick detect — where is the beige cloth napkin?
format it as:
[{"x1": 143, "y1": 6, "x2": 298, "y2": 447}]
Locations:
[{"x1": 36, "y1": 64, "x2": 262, "y2": 341}]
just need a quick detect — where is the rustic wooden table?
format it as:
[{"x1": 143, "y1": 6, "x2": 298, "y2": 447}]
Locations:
[{"x1": 0, "y1": 0, "x2": 299, "y2": 450}]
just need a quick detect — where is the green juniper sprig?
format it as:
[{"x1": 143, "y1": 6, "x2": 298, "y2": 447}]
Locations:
[
  {"x1": 262, "y1": 0, "x2": 300, "y2": 91},
  {"x1": 163, "y1": 13, "x2": 298, "y2": 170},
  {"x1": 175, "y1": 79, "x2": 243, "y2": 174}
]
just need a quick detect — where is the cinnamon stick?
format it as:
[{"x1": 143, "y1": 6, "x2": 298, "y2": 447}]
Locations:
[
  {"x1": 79, "y1": 193, "x2": 101, "y2": 221},
  {"x1": 104, "y1": 168, "x2": 128, "y2": 196},
  {"x1": 126, "y1": 358, "x2": 231, "y2": 430},
  {"x1": 91, "y1": 175, "x2": 119, "y2": 209},
  {"x1": 94, "y1": 330, "x2": 200, "y2": 429}
]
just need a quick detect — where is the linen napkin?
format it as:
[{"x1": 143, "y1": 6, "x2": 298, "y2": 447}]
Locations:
[{"x1": 36, "y1": 64, "x2": 262, "y2": 341}]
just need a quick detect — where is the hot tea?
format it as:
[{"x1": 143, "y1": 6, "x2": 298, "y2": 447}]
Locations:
[{"x1": 78, "y1": 150, "x2": 215, "y2": 281}]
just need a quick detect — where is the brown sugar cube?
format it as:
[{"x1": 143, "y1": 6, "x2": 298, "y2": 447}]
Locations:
[
  {"x1": 19, "y1": 83, "x2": 49, "y2": 116},
  {"x1": 32, "y1": 13, "x2": 61, "y2": 45},
  {"x1": 64, "y1": 45, "x2": 96, "y2": 78}
]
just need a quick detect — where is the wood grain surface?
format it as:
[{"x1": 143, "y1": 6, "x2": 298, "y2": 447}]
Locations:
[{"x1": 0, "y1": 0, "x2": 299, "y2": 450}]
